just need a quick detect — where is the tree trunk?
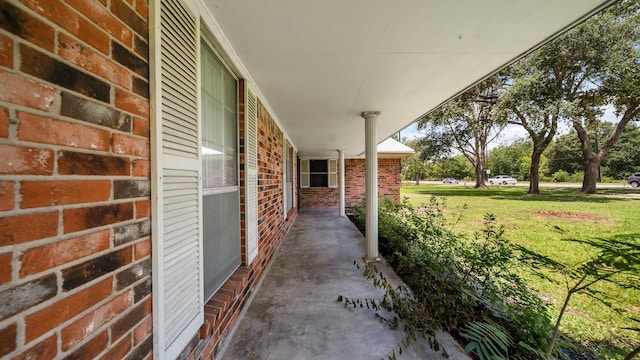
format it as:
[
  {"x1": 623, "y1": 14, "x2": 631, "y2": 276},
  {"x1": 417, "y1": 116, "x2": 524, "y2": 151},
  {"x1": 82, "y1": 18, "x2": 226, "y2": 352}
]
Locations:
[
  {"x1": 582, "y1": 157, "x2": 600, "y2": 194},
  {"x1": 529, "y1": 151, "x2": 542, "y2": 194},
  {"x1": 475, "y1": 162, "x2": 487, "y2": 188}
]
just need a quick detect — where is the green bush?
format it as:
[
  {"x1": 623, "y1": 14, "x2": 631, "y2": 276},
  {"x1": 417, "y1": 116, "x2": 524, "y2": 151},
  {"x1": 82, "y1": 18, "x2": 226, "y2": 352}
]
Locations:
[
  {"x1": 348, "y1": 198, "x2": 552, "y2": 358},
  {"x1": 551, "y1": 170, "x2": 570, "y2": 182}
]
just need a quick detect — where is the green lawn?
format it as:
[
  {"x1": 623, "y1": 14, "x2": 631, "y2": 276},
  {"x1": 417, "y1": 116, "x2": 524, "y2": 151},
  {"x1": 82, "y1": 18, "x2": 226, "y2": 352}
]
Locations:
[{"x1": 401, "y1": 183, "x2": 640, "y2": 358}]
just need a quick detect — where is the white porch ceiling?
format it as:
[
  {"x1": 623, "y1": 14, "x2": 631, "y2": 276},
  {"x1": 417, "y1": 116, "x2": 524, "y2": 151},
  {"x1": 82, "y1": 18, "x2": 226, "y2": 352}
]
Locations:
[{"x1": 204, "y1": 0, "x2": 614, "y2": 158}]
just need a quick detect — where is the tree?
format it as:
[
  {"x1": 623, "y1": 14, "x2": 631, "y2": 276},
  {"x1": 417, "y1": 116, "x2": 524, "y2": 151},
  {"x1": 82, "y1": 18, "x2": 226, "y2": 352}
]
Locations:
[
  {"x1": 544, "y1": 130, "x2": 584, "y2": 176},
  {"x1": 564, "y1": 1, "x2": 640, "y2": 193},
  {"x1": 602, "y1": 123, "x2": 640, "y2": 179},
  {"x1": 417, "y1": 77, "x2": 505, "y2": 188},
  {"x1": 433, "y1": 155, "x2": 473, "y2": 180},
  {"x1": 495, "y1": 50, "x2": 567, "y2": 194},
  {"x1": 496, "y1": 0, "x2": 640, "y2": 194},
  {"x1": 402, "y1": 151, "x2": 427, "y2": 185},
  {"x1": 488, "y1": 139, "x2": 539, "y2": 180}
]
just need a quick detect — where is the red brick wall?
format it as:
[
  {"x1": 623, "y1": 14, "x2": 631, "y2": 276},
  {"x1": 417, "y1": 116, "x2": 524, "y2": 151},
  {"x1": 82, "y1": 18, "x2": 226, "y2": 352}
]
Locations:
[
  {"x1": 0, "y1": 0, "x2": 152, "y2": 359},
  {"x1": 345, "y1": 158, "x2": 401, "y2": 207},
  {"x1": 299, "y1": 158, "x2": 402, "y2": 208},
  {"x1": 299, "y1": 187, "x2": 339, "y2": 208},
  {"x1": 188, "y1": 98, "x2": 296, "y2": 360}
]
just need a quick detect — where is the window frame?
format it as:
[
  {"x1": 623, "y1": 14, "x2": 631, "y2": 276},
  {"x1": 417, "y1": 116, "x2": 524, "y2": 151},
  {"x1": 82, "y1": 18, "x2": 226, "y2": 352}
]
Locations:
[{"x1": 299, "y1": 158, "x2": 337, "y2": 188}]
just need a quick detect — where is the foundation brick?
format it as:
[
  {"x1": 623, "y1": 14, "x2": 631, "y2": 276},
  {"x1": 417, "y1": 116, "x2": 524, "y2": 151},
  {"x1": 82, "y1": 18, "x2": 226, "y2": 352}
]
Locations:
[{"x1": 20, "y1": 230, "x2": 111, "y2": 277}]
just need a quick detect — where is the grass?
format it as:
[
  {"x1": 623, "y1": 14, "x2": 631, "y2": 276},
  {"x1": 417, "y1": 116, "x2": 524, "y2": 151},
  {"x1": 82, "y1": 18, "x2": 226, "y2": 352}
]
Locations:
[{"x1": 400, "y1": 183, "x2": 640, "y2": 359}]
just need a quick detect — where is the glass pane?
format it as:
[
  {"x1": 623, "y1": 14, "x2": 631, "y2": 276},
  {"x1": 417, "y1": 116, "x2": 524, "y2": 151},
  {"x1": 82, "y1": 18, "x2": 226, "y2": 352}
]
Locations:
[
  {"x1": 203, "y1": 191, "x2": 241, "y2": 300},
  {"x1": 201, "y1": 40, "x2": 237, "y2": 189},
  {"x1": 310, "y1": 160, "x2": 328, "y2": 172},
  {"x1": 310, "y1": 174, "x2": 328, "y2": 187}
]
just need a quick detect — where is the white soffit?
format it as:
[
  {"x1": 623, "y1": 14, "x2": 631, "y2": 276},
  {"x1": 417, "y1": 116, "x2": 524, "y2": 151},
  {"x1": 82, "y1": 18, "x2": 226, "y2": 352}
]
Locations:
[{"x1": 204, "y1": 0, "x2": 614, "y2": 158}]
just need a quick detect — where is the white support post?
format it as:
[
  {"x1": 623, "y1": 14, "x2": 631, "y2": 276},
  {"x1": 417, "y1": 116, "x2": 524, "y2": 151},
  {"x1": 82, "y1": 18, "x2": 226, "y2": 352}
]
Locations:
[
  {"x1": 362, "y1": 111, "x2": 380, "y2": 260},
  {"x1": 338, "y1": 149, "x2": 345, "y2": 217}
]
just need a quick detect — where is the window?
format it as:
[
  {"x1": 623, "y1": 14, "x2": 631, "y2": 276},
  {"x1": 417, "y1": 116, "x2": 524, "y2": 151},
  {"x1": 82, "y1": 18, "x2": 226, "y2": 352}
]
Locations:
[
  {"x1": 300, "y1": 159, "x2": 337, "y2": 188},
  {"x1": 201, "y1": 40, "x2": 237, "y2": 190},
  {"x1": 200, "y1": 38, "x2": 241, "y2": 301}
]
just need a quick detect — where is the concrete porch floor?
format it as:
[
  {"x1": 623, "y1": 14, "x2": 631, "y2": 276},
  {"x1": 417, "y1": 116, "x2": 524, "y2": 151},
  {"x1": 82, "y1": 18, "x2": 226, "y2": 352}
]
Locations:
[{"x1": 219, "y1": 209, "x2": 470, "y2": 360}]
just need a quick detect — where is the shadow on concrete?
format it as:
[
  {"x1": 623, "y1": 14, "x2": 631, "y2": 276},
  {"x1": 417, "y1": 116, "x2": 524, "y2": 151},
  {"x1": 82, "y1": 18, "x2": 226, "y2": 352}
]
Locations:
[{"x1": 219, "y1": 209, "x2": 470, "y2": 360}]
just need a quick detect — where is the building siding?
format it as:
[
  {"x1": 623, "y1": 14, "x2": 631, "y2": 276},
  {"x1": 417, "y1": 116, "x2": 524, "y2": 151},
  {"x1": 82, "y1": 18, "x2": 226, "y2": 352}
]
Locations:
[
  {"x1": 0, "y1": 0, "x2": 152, "y2": 359},
  {"x1": 298, "y1": 158, "x2": 402, "y2": 209}
]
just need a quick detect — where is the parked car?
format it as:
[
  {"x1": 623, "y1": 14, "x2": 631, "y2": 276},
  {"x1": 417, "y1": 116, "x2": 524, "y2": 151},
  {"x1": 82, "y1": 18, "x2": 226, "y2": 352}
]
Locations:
[
  {"x1": 628, "y1": 172, "x2": 640, "y2": 188},
  {"x1": 442, "y1": 178, "x2": 459, "y2": 184},
  {"x1": 488, "y1": 175, "x2": 517, "y2": 185}
]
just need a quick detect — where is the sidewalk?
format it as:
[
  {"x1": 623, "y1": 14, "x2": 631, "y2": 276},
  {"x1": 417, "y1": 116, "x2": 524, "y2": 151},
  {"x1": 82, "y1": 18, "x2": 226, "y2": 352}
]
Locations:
[{"x1": 219, "y1": 209, "x2": 470, "y2": 360}]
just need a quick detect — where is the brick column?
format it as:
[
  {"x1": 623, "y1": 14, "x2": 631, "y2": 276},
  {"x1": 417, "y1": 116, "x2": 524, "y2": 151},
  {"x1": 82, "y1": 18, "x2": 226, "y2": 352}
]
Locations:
[{"x1": 362, "y1": 111, "x2": 380, "y2": 260}]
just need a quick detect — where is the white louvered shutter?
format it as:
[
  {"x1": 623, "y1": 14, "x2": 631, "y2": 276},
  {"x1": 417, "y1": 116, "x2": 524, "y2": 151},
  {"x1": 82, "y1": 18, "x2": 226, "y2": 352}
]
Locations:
[
  {"x1": 151, "y1": 0, "x2": 203, "y2": 358},
  {"x1": 245, "y1": 85, "x2": 259, "y2": 264},
  {"x1": 328, "y1": 159, "x2": 338, "y2": 188},
  {"x1": 300, "y1": 159, "x2": 310, "y2": 188}
]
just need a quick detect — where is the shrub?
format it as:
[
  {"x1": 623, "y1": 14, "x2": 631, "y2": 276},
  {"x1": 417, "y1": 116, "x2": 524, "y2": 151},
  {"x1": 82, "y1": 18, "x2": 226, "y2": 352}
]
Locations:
[
  {"x1": 551, "y1": 170, "x2": 570, "y2": 182},
  {"x1": 345, "y1": 198, "x2": 552, "y2": 359}
]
